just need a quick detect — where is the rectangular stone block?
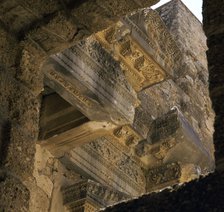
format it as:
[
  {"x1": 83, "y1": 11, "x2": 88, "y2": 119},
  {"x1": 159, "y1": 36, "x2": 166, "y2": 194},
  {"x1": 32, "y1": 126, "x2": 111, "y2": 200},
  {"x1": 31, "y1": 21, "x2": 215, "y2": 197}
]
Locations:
[
  {"x1": 62, "y1": 136, "x2": 146, "y2": 196},
  {"x1": 146, "y1": 108, "x2": 214, "y2": 173},
  {"x1": 95, "y1": 22, "x2": 166, "y2": 91},
  {"x1": 43, "y1": 37, "x2": 139, "y2": 126}
]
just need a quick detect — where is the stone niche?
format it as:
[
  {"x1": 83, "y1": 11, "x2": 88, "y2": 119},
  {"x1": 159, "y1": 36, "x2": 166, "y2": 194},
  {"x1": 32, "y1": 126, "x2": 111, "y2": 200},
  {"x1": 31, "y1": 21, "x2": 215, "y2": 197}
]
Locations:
[{"x1": 38, "y1": 5, "x2": 214, "y2": 212}]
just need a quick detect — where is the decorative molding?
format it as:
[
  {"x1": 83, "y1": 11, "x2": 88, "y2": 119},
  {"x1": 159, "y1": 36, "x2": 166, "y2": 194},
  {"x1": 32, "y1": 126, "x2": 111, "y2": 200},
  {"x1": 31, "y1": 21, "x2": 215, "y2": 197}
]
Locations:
[
  {"x1": 40, "y1": 121, "x2": 117, "y2": 157},
  {"x1": 146, "y1": 162, "x2": 181, "y2": 191},
  {"x1": 122, "y1": 9, "x2": 182, "y2": 76},
  {"x1": 95, "y1": 22, "x2": 166, "y2": 91},
  {"x1": 62, "y1": 179, "x2": 129, "y2": 211}
]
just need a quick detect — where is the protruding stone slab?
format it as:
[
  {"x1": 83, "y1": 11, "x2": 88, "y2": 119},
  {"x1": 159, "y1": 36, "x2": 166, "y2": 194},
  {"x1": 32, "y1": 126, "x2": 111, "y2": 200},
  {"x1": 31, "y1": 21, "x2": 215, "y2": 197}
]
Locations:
[
  {"x1": 62, "y1": 179, "x2": 129, "y2": 212},
  {"x1": 139, "y1": 108, "x2": 214, "y2": 172},
  {"x1": 40, "y1": 121, "x2": 117, "y2": 157},
  {"x1": 43, "y1": 37, "x2": 139, "y2": 126},
  {"x1": 63, "y1": 137, "x2": 146, "y2": 196}
]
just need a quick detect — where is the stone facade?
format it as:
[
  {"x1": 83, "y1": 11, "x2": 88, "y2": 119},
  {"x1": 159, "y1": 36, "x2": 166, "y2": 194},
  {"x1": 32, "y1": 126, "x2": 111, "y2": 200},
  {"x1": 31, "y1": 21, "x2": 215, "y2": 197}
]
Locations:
[
  {"x1": 0, "y1": 0, "x2": 221, "y2": 211},
  {"x1": 106, "y1": 0, "x2": 224, "y2": 211}
]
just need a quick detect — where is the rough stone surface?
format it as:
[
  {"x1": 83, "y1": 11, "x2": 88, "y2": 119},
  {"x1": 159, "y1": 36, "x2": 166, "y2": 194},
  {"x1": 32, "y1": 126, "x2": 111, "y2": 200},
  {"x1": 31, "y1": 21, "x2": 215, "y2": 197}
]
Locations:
[
  {"x1": 105, "y1": 0, "x2": 224, "y2": 211},
  {"x1": 0, "y1": 0, "x2": 222, "y2": 211},
  {"x1": 0, "y1": 0, "x2": 159, "y2": 210}
]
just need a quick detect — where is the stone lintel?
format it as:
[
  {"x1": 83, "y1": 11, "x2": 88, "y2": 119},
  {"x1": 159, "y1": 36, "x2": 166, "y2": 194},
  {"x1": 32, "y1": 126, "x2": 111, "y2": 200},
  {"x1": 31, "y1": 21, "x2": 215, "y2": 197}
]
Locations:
[
  {"x1": 65, "y1": 137, "x2": 146, "y2": 196},
  {"x1": 40, "y1": 121, "x2": 117, "y2": 157}
]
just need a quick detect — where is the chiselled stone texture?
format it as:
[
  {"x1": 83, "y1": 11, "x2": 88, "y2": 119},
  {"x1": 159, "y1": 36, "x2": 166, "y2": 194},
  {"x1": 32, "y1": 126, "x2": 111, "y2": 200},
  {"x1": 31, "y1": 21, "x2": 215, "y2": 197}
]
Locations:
[
  {"x1": 144, "y1": 108, "x2": 214, "y2": 192},
  {"x1": 39, "y1": 2, "x2": 214, "y2": 209},
  {"x1": 146, "y1": 162, "x2": 181, "y2": 191},
  {"x1": 0, "y1": 176, "x2": 30, "y2": 212},
  {"x1": 62, "y1": 136, "x2": 146, "y2": 196},
  {"x1": 0, "y1": 0, "x2": 161, "y2": 210},
  {"x1": 94, "y1": 8, "x2": 181, "y2": 92},
  {"x1": 203, "y1": 0, "x2": 224, "y2": 171},
  {"x1": 43, "y1": 37, "x2": 139, "y2": 125},
  {"x1": 146, "y1": 108, "x2": 213, "y2": 171},
  {"x1": 62, "y1": 180, "x2": 129, "y2": 211},
  {"x1": 106, "y1": 0, "x2": 223, "y2": 211},
  {"x1": 0, "y1": 0, "x2": 219, "y2": 211}
]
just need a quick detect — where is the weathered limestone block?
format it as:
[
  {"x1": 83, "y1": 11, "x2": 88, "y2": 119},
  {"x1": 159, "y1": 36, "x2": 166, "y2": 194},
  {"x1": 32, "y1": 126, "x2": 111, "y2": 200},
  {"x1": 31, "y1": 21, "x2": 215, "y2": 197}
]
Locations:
[
  {"x1": 156, "y1": 0, "x2": 215, "y2": 161},
  {"x1": 0, "y1": 118, "x2": 11, "y2": 165},
  {"x1": 62, "y1": 136, "x2": 146, "y2": 196},
  {"x1": 146, "y1": 162, "x2": 181, "y2": 192},
  {"x1": 43, "y1": 38, "x2": 139, "y2": 125},
  {"x1": 141, "y1": 108, "x2": 214, "y2": 173},
  {"x1": 122, "y1": 9, "x2": 181, "y2": 76},
  {"x1": 0, "y1": 1, "x2": 39, "y2": 34},
  {"x1": 0, "y1": 27, "x2": 19, "y2": 70},
  {"x1": 0, "y1": 175, "x2": 30, "y2": 212},
  {"x1": 113, "y1": 125, "x2": 143, "y2": 152},
  {"x1": 71, "y1": 0, "x2": 159, "y2": 33},
  {"x1": 62, "y1": 179, "x2": 129, "y2": 211},
  {"x1": 133, "y1": 79, "x2": 190, "y2": 138},
  {"x1": 157, "y1": 0, "x2": 208, "y2": 68},
  {"x1": 146, "y1": 162, "x2": 204, "y2": 192}
]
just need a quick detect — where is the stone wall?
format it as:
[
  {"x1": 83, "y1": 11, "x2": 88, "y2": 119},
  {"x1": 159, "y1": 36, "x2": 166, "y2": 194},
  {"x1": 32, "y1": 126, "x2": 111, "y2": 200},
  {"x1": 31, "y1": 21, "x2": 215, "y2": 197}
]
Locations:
[
  {"x1": 1, "y1": 0, "x2": 223, "y2": 210},
  {"x1": 0, "y1": 0, "x2": 159, "y2": 211},
  {"x1": 106, "y1": 0, "x2": 224, "y2": 211}
]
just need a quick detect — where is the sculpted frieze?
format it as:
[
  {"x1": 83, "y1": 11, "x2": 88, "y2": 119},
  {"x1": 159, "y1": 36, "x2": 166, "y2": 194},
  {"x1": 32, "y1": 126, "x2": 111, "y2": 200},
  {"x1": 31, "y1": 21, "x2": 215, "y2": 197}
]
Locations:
[
  {"x1": 62, "y1": 179, "x2": 129, "y2": 211},
  {"x1": 43, "y1": 37, "x2": 139, "y2": 125},
  {"x1": 67, "y1": 135, "x2": 146, "y2": 196},
  {"x1": 122, "y1": 9, "x2": 182, "y2": 75},
  {"x1": 95, "y1": 23, "x2": 166, "y2": 92}
]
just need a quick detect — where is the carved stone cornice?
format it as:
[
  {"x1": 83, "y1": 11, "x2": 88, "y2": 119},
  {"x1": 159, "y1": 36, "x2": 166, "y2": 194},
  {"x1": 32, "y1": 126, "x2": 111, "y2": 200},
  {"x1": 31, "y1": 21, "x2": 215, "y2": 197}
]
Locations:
[
  {"x1": 122, "y1": 9, "x2": 182, "y2": 76},
  {"x1": 43, "y1": 37, "x2": 139, "y2": 126},
  {"x1": 62, "y1": 179, "x2": 129, "y2": 211},
  {"x1": 136, "y1": 108, "x2": 214, "y2": 172},
  {"x1": 95, "y1": 21, "x2": 166, "y2": 92},
  {"x1": 146, "y1": 162, "x2": 181, "y2": 192},
  {"x1": 66, "y1": 136, "x2": 146, "y2": 196},
  {"x1": 40, "y1": 121, "x2": 117, "y2": 157}
]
